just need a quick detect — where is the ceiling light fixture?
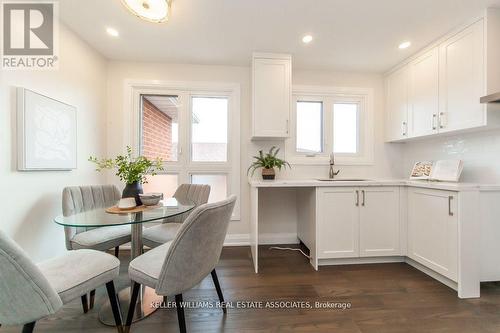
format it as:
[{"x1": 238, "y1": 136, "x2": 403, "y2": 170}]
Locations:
[
  {"x1": 302, "y1": 35, "x2": 313, "y2": 44},
  {"x1": 398, "y1": 41, "x2": 411, "y2": 49},
  {"x1": 121, "y1": 0, "x2": 171, "y2": 23},
  {"x1": 106, "y1": 27, "x2": 119, "y2": 37}
]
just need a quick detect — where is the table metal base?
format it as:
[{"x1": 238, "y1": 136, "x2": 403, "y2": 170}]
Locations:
[{"x1": 99, "y1": 285, "x2": 163, "y2": 326}]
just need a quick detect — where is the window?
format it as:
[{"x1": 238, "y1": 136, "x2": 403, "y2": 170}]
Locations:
[
  {"x1": 296, "y1": 101, "x2": 323, "y2": 154},
  {"x1": 191, "y1": 97, "x2": 228, "y2": 162},
  {"x1": 141, "y1": 95, "x2": 179, "y2": 162},
  {"x1": 287, "y1": 86, "x2": 373, "y2": 165},
  {"x1": 333, "y1": 103, "x2": 359, "y2": 154},
  {"x1": 191, "y1": 174, "x2": 227, "y2": 202},
  {"x1": 132, "y1": 82, "x2": 240, "y2": 219}
]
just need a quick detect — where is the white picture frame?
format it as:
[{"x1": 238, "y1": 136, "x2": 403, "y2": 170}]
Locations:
[{"x1": 17, "y1": 88, "x2": 77, "y2": 170}]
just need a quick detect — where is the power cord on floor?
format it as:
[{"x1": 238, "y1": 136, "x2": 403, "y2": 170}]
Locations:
[{"x1": 268, "y1": 246, "x2": 311, "y2": 259}]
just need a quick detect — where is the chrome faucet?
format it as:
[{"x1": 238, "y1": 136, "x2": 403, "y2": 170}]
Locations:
[{"x1": 329, "y1": 153, "x2": 340, "y2": 179}]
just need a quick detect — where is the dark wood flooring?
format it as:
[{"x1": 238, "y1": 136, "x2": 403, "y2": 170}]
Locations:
[{"x1": 2, "y1": 245, "x2": 500, "y2": 333}]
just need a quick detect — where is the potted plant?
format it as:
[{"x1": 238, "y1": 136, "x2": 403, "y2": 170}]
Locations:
[
  {"x1": 89, "y1": 146, "x2": 164, "y2": 205},
  {"x1": 248, "y1": 146, "x2": 290, "y2": 180}
]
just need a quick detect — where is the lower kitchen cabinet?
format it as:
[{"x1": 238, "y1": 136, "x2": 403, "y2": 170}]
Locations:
[
  {"x1": 407, "y1": 188, "x2": 458, "y2": 281},
  {"x1": 317, "y1": 186, "x2": 401, "y2": 259},
  {"x1": 317, "y1": 187, "x2": 359, "y2": 258},
  {"x1": 359, "y1": 187, "x2": 400, "y2": 256}
]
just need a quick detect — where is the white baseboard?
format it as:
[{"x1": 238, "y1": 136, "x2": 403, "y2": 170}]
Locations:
[
  {"x1": 224, "y1": 233, "x2": 250, "y2": 246},
  {"x1": 318, "y1": 256, "x2": 405, "y2": 266},
  {"x1": 405, "y1": 257, "x2": 458, "y2": 292},
  {"x1": 120, "y1": 233, "x2": 299, "y2": 249},
  {"x1": 259, "y1": 233, "x2": 299, "y2": 245},
  {"x1": 224, "y1": 232, "x2": 299, "y2": 246}
]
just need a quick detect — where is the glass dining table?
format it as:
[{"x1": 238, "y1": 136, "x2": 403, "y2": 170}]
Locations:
[{"x1": 54, "y1": 197, "x2": 195, "y2": 326}]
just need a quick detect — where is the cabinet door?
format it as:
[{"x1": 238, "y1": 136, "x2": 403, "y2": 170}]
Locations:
[
  {"x1": 439, "y1": 20, "x2": 485, "y2": 133},
  {"x1": 317, "y1": 188, "x2": 359, "y2": 258},
  {"x1": 385, "y1": 65, "x2": 409, "y2": 141},
  {"x1": 408, "y1": 47, "x2": 439, "y2": 137},
  {"x1": 407, "y1": 188, "x2": 458, "y2": 281},
  {"x1": 359, "y1": 187, "x2": 400, "y2": 257},
  {"x1": 252, "y1": 57, "x2": 291, "y2": 137}
]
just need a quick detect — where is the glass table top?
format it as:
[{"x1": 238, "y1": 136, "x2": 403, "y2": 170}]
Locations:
[{"x1": 54, "y1": 198, "x2": 195, "y2": 228}]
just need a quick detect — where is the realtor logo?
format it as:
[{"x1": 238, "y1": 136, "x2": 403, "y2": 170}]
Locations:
[{"x1": 1, "y1": 1, "x2": 59, "y2": 69}]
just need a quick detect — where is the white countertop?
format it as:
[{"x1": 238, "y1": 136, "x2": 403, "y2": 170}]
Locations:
[{"x1": 249, "y1": 178, "x2": 500, "y2": 191}]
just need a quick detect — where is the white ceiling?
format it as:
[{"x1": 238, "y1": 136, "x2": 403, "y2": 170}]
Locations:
[{"x1": 60, "y1": 0, "x2": 500, "y2": 72}]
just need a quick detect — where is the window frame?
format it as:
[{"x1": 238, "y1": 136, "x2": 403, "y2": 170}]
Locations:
[
  {"x1": 286, "y1": 85, "x2": 374, "y2": 165},
  {"x1": 294, "y1": 98, "x2": 326, "y2": 155},
  {"x1": 125, "y1": 80, "x2": 241, "y2": 220}
]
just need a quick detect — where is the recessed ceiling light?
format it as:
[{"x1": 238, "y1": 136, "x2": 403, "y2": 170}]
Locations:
[
  {"x1": 302, "y1": 35, "x2": 313, "y2": 44},
  {"x1": 121, "y1": 0, "x2": 171, "y2": 23},
  {"x1": 399, "y1": 41, "x2": 411, "y2": 49},
  {"x1": 106, "y1": 27, "x2": 119, "y2": 37}
]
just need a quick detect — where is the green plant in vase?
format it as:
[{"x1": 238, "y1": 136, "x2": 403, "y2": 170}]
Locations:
[
  {"x1": 247, "y1": 146, "x2": 290, "y2": 180},
  {"x1": 89, "y1": 146, "x2": 164, "y2": 205}
]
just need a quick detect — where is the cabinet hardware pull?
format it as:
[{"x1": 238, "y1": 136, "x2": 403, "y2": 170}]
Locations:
[
  {"x1": 286, "y1": 119, "x2": 289, "y2": 134},
  {"x1": 432, "y1": 114, "x2": 437, "y2": 130},
  {"x1": 402, "y1": 121, "x2": 407, "y2": 136},
  {"x1": 448, "y1": 196, "x2": 454, "y2": 216},
  {"x1": 439, "y1": 112, "x2": 445, "y2": 129},
  {"x1": 362, "y1": 190, "x2": 365, "y2": 206},
  {"x1": 355, "y1": 190, "x2": 359, "y2": 206}
]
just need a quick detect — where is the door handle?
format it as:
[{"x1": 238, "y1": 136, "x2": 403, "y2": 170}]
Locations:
[
  {"x1": 355, "y1": 190, "x2": 359, "y2": 206},
  {"x1": 439, "y1": 112, "x2": 446, "y2": 129},
  {"x1": 401, "y1": 121, "x2": 407, "y2": 136},
  {"x1": 361, "y1": 190, "x2": 365, "y2": 206},
  {"x1": 432, "y1": 114, "x2": 437, "y2": 130},
  {"x1": 448, "y1": 196, "x2": 454, "y2": 216}
]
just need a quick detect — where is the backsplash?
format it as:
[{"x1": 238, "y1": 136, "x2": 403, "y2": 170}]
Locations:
[{"x1": 402, "y1": 129, "x2": 500, "y2": 183}]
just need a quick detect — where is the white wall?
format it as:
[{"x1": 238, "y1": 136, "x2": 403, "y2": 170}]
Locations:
[
  {"x1": 106, "y1": 61, "x2": 404, "y2": 240},
  {"x1": 0, "y1": 24, "x2": 108, "y2": 262},
  {"x1": 402, "y1": 129, "x2": 500, "y2": 183}
]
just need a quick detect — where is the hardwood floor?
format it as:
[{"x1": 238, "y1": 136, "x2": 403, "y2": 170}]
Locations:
[{"x1": 2, "y1": 245, "x2": 500, "y2": 333}]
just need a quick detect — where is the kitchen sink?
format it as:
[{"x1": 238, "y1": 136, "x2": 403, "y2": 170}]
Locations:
[{"x1": 316, "y1": 178, "x2": 371, "y2": 181}]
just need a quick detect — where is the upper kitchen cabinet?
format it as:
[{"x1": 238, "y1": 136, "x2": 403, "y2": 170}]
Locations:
[
  {"x1": 385, "y1": 8, "x2": 500, "y2": 142},
  {"x1": 252, "y1": 53, "x2": 291, "y2": 139},
  {"x1": 385, "y1": 65, "x2": 409, "y2": 141},
  {"x1": 408, "y1": 47, "x2": 440, "y2": 137},
  {"x1": 438, "y1": 19, "x2": 485, "y2": 133}
]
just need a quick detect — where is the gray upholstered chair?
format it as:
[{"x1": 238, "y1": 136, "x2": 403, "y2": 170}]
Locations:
[
  {"x1": 142, "y1": 183, "x2": 210, "y2": 249},
  {"x1": 62, "y1": 185, "x2": 131, "y2": 313},
  {"x1": 125, "y1": 195, "x2": 236, "y2": 333},
  {"x1": 0, "y1": 231, "x2": 123, "y2": 333}
]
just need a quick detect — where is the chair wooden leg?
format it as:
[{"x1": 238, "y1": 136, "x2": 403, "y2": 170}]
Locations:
[
  {"x1": 211, "y1": 269, "x2": 226, "y2": 314},
  {"x1": 106, "y1": 281, "x2": 124, "y2": 333},
  {"x1": 81, "y1": 294, "x2": 89, "y2": 313},
  {"x1": 22, "y1": 321, "x2": 36, "y2": 333},
  {"x1": 125, "y1": 282, "x2": 141, "y2": 329},
  {"x1": 175, "y1": 294, "x2": 187, "y2": 333},
  {"x1": 114, "y1": 246, "x2": 120, "y2": 258},
  {"x1": 89, "y1": 289, "x2": 96, "y2": 310}
]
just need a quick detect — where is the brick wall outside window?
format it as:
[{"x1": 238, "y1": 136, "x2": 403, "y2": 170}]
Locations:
[{"x1": 142, "y1": 98, "x2": 173, "y2": 161}]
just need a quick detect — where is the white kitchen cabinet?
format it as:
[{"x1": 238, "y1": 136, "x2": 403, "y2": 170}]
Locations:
[
  {"x1": 438, "y1": 19, "x2": 485, "y2": 133},
  {"x1": 407, "y1": 188, "x2": 458, "y2": 281},
  {"x1": 408, "y1": 47, "x2": 440, "y2": 137},
  {"x1": 385, "y1": 66, "x2": 409, "y2": 141},
  {"x1": 317, "y1": 186, "x2": 400, "y2": 259},
  {"x1": 252, "y1": 53, "x2": 291, "y2": 138},
  {"x1": 359, "y1": 187, "x2": 401, "y2": 257},
  {"x1": 317, "y1": 187, "x2": 359, "y2": 258}
]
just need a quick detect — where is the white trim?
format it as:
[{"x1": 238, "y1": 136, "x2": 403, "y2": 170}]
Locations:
[
  {"x1": 223, "y1": 232, "x2": 300, "y2": 246},
  {"x1": 286, "y1": 85, "x2": 374, "y2": 166},
  {"x1": 224, "y1": 233, "x2": 250, "y2": 246},
  {"x1": 123, "y1": 79, "x2": 241, "y2": 220}
]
